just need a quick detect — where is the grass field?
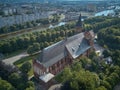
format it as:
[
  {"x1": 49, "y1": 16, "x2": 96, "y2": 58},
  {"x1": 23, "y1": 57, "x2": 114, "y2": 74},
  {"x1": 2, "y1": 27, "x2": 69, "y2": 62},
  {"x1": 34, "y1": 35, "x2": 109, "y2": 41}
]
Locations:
[
  {"x1": 4, "y1": 50, "x2": 25, "y2": 59},
  {"x1": 14, "y1": 54, "x2": 39, "y2": 77}
]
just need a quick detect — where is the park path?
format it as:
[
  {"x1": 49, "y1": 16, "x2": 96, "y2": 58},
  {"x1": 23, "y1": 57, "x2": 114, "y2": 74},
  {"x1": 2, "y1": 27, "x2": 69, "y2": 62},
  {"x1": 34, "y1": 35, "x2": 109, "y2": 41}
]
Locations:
[
  {"x1": 3, "y1": 52, "x2": 29, "y2": 65},
  {"x1": 48, "y1": 84, "x2": 62, "y2": 90}
]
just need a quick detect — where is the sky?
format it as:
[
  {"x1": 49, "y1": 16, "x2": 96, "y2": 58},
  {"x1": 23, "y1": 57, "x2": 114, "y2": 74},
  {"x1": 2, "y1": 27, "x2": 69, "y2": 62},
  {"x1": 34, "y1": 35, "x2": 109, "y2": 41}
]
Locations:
[
  {"x1": 0, "y1": 0, "x2": 117, "y2": 3},
  {"x1": 62, "y1": 0, "x2": 120, "y2": 1},
  {"x1": 63, "y1": 0, "x2": 106, "y2": 1}
]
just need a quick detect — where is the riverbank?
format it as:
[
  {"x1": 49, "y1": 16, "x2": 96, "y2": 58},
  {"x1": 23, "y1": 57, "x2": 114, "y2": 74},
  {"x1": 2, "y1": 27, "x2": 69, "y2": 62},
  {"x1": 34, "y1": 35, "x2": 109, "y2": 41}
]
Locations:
[
  {"x1": 0, "y1": 21, "x2": 67, "y2": 40},
  {"x1": 0, "y1": 9, "x2": 116, "y2": 40}
]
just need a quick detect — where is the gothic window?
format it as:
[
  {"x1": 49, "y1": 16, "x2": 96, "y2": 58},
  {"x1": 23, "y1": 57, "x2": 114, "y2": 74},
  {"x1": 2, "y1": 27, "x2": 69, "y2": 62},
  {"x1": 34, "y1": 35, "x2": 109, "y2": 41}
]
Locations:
[
  {"x1": 61, "y1": 60, "x2": 63, "y2": 64},
  {"x1": 52, "y1": 65, "x2": 54, "y2": 70},
  {"x1": 49, "y1": 67, "x2": 52, "y2": 71},
  {"x1": 57, "y1": 62, "x2": 59, "y2": 67}
]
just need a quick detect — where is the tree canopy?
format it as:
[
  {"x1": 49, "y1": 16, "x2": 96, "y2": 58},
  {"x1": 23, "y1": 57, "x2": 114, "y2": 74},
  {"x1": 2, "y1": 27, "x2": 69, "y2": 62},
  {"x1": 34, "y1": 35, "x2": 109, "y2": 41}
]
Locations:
[
  {"x1": 0, "y1": 78, "x2": 15, "y2": 90},
  {"x1": 20, "y1": 62, "x2": 32, "y2": 74}
]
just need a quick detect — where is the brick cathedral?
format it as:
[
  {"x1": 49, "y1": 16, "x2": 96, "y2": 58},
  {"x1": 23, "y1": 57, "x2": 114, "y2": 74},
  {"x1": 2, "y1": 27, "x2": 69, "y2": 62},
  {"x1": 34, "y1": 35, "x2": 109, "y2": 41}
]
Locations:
[{"x1": 33, "y1": 14, "x2": 94, "y2": 86}]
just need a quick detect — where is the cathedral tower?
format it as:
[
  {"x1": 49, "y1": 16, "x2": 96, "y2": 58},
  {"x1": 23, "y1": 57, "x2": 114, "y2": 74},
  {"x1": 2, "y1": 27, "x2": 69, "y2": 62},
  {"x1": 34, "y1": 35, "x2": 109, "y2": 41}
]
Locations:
[{"x1": 76, "y1": 13, "x2": 83, "y2": 33}]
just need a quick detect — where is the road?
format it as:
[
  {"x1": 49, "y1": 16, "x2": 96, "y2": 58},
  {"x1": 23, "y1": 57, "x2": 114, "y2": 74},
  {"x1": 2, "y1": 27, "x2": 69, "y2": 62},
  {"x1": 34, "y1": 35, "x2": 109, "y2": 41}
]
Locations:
[
  {"x1": 0, "y1": 26, "x2": 47, "y2": 41},
  {"x1": 3, "y1": 52, "x2": 29, "y2": 65}
]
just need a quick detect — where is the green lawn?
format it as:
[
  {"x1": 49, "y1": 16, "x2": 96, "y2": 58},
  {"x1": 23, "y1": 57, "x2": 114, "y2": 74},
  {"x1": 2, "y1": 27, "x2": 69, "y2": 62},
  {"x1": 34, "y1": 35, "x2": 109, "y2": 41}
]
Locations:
[
  {"x1": 5, "y1": 50, "x2": 25, "y2": 59},
  {"x1": 14, "y1": 54, "x2": 39, "y2": 77}
]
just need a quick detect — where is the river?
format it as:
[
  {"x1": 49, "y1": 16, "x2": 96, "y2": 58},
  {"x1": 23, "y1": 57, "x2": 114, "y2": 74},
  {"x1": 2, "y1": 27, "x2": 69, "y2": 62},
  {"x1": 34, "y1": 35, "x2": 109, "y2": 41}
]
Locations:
[
  {"x1": 49, "y1": 9, "x2": 116, "y2": 29},
  {"x1": 49, "y1": 22, "x2": 66, "y2": 29},
  {"x1": 95, "y1": 10, "x2": 115, "y2": 16}
]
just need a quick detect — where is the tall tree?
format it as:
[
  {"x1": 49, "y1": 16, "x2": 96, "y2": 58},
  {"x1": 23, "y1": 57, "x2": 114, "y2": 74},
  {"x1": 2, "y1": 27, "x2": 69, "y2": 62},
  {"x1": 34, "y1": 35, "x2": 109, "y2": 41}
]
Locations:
[
  {"x1": 0, "y1": 78, "x2": 15, "y2": 90},
  {"x1": 20, "y1": 62, "x2": 31, "y2": 74}
]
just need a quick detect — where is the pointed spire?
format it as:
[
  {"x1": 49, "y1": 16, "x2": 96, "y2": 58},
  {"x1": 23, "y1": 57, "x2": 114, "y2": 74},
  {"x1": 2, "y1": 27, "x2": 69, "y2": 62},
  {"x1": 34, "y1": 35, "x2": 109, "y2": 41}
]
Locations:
[
  {"x1": 65, "y1": 30, "x2": 67, "y2": 41},
  {"x1": 79, "y1": 13, "x2": 82, "y2": 22},
  {"x1": 76, "y1": 13, "x2": 82, "y2": 27}
]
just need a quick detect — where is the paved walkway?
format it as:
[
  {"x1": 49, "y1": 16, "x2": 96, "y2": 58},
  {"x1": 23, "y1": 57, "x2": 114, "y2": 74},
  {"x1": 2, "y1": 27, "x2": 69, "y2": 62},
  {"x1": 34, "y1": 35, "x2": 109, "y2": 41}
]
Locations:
[
  {"x1": 48, "y1": 84, "x2": 62, "y2": 90},
  {"x1": 3, "y1": 52, "x2": 29, "y2": 65},
  {"x1": 114, "y1": 83, "x2": 120, "y2": 90}
]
